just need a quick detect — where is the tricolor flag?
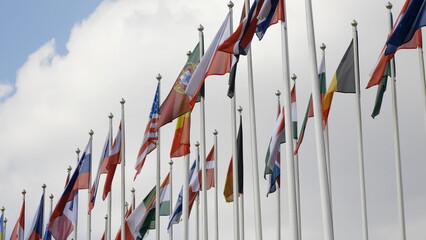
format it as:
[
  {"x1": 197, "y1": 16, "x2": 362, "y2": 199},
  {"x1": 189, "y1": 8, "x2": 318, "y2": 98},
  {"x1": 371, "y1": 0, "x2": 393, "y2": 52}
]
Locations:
[
  {"x1": 170, "y1": 112, "x2": 191, "y2": 158},
  {"x1": 10, "y1": 199, "x2": 25, "y2": 240},
  {"x1": 134, "y1": 84, "x2": 160, "y2": 178},
  {"x1": 48, "y1": 138, "x2": 91, "y2": 240},
  {"x1": 223, "y1": 116, "x2": 244, "y2": 202},
  {"x1": 367, "y1": 0, "x2": 423, "y2": 89},
  {"x1": 89, "y1": 133, "x2": 110, "y2": 212},
  {"x1": 204, "y1": 145, "x2": 215, "y2": 190},
  {"x1": 73, "y1": 138, "x2": 92, "y2": 191},
  {"x1": 294, "y1": 54, "x2": 326, "y2": 154},
  {"x1": 322, "y1": 40, "x2": 356, "y2": 126},
  {"x1": 185, "y1": 12, "x2": 232, "y2": 103},
  {"x1": 371, "y1": 62, "x2": 391, "y2": 118},
  {"x1": 103, "y1": 122, "x2": 122, "y2": 200},
  {"x1": 26, "y1": 194, "x2": 44, "y2": 240},
  {"x1": 114, "y1": 204, "x2": 133, "y2": 240},
  {"x1": 256, "y1": 0, "x2": 285, "y2": 40},
  {"x1": 385, "y1": 0, "x2": 426, "y2": 55}
]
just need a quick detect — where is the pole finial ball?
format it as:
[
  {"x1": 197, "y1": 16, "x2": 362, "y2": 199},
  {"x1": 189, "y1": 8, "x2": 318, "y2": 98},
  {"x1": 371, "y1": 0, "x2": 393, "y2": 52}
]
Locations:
[
  {"x1": 213, "y1": 129, "x2": 218, "y2": 135},
  {"x1": 89, "y1": 129, "x2": 94, "y2": 136},
  {"x1": 76, "y1": 148, "x2": 81, "y2": 154},
  {"x1": 109, "y1": 113, "x2": 114, "y2": 119},
  {"x1": 320, "y1": 43, "x2": 326, "y2": 50},
  {"x1": 1, "y1": 207, "x2": 4, "y2": 212},
  {"x1": 187, "y1": 51, "x2": 192, "y2": 57},
  {"x1": 198, "y1": 24, "x2": 204, "y2": 32},
  {"x1": 42, "y1": 184, "x2": 47, "y2": 189},
  {"x1": 351, "y1": 20, "x2": 358, "y2": 27},
  {"x1": 275, "y1": 90, "x2": 281, "y2": 96},
  {"x1": 131, "y1": 187, "x2": 135, "y2": 193},
  {"x1": 237, "y1": 106, "x2": 243, "y2": 112},
  {"x1": 195, "y1": 141, "x2": 200, "y2": 147},
  {"x1": 22, "y1": 189, "x2": 26, "y2": 195},
  {"x1": 386, "y1": 2, "x2": 393, "y2": 9},
  {"x1": 49, "y1": 194, "x2": 54, "y2": 199},
  {"x1": 169, "y1": 160, "x2": 174, "y2": 165},
  {"x1": 291, "y1": 74, "x2": 297, "y2": 81},
  {"x1": 156, "y1": 73, "x2": 162, "y2": 81},
  {"x1": 120, "y1": 98, "x2": 126, "y2": 104},
  {"x1": 228, "y1": 1, "x2": 234, "y2": 8}
]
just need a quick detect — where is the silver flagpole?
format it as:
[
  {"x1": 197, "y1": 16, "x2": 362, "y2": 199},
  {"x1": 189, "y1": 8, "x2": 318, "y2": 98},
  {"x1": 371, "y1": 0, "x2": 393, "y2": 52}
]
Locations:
[
  {"x1": 213, "y1": 129, "x2": 219, "y2": 240},
  {"x1": 3, "y1": 218, "x2": 6, "y2": 240},
  {"x1": 417, "y1": 46, "x2": 426, "y2": 132},
  {"x1": 386, "y1": 3, "x2": 406, "y2": 240},
  {"x1": 275, "y1": 90, "x2": 282, "y2": 240},
  {"x1": 228, "y1": 2, "x2": 240, "y2": 240},
  {"x1": 279, "y1": 0, "x2": 298, "y2": 238},
  {"x1": 49, "y1": 194, "x2": 54, "y2": 239},
  {"x1": 1, "y1": 206, "x2": 4, "y2": 240},
  {"x1": 237, "y1": 106, "x2": 245, "y2": 240},
  {"x1": 303, "y1": 0, "x2": 334, "y2": 239},
  {"x1": 131, "y1": 188, "x2": 135, "y2": 211},
  {"x1": 197, "y1": 23, "x2": 209, "y2": 240},
  {"x1": 107, "y1": 113, "x2": 114, "y2": 240},
  {"x1": 155, "y1": 74, "x2": 162, "y2": 240},
  {"x1": 321, "y1": 44, "x2": 333, "y2": 214},
  {"x1": 351, "y1": 20, "x2": 369, "y2": 240},
  {"x1": 183, "y1": 153, "x2": 190, "y2": 240},
  {"x1": 243, "y1": 0, "x2": 263, "y2": 237},
  {"x1": 88, "y1": 130, "x2": 94, "y2": 240},
  {"x1": 75, "y1": 149, "x2": 80, "y2": 240},
  {"x1": 104, "y1": 215, "x2": 108, "y2": 239},
  {"x1": 169, "y1": 160, "x2": 174, "y2": 240},
  {"x1": 22, "y1": 189, "x2": 26, "y2": 240},
  {"x1": 42, "y1": 183, "x2": 46, "y2": 238},
  {"x1": 195, "y1": 142, "x2": 200, "y2": 240},
  {"x1": 120, "y1": 98, "x2": 127, "y2": 240},
  {"x1": 291, "y1": 74, "x2": 302, "y2": 240}
]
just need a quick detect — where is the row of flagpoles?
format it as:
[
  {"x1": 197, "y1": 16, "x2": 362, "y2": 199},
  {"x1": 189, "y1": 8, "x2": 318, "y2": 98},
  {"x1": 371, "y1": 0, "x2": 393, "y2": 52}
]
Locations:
[{"x1": 1, "y1": 0, "x2": 426, "y2": 240}]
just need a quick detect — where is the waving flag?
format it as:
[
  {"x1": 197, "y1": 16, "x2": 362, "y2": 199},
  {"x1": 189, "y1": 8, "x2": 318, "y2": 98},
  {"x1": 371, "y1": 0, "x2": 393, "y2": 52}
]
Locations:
[
  {"x1": 89, "y1": 133, "x2": 110, "y2": 212},
  {"x1": 26, "y1": 194, "x2": 44, "y2": 240},
  {"x1": 73, "y1": 138, "x2": 92, "y2": 191},
  {"x1": 185, "y1": 12, "x2": 232, "y2": 102},
  {"x1": 103, "y1": 122, "x2": 122, "y2": 200},
  {"x1": 170, "y1": 112, "x2": 191, "y2": 158},
  {"x1": 204, "y1": 145, "x2": 216, "y2": 190},
  {"x1": 134, "y1": 84, "x2": 160, "y2": 178},
  {"x1": 256, "y1": 0, "x2": 285, "y2": 39},
  {"x1": 10, "y1": 199, "x2": 25, "y2": 240}
]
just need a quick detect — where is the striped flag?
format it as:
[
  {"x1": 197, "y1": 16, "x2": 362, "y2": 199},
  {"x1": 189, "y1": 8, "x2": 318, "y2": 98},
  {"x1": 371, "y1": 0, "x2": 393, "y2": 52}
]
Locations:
[
  {"x1": 134, "y1": 84, "x2": 160, "y2": 179},
  {"x1": 89, "y1": 133, "x2": 110, "y2": 212},
  {"x1": 10, "y1": 199, "x2": 25, "y2": 240},
  {"x1": 103, "y1": 122, "x2": 122, "y2": 200},
  {"x1": 26, "y1": 193, "x2": 44, "y2": 240},
  {"x1": 204, "y1": 145, "x2": 215, "y2": 190},
  {"x1": 256, "y1": 0, "x2": 285, "y2": 40},
  {"x1": 73, "y1": 138, "x2": 92, "y2": 191},
  {"x1": 170, "y1": 112, "x2": 191, "y2": 158}
]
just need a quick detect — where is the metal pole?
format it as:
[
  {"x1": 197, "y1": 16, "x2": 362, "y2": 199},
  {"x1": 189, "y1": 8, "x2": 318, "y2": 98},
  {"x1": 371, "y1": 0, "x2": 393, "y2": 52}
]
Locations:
[
  {"x1": 120, "y1": 98, "x2": 126, "y2": 240},
  {"x1": 1, "y1": 207, "x2": 4, "y2": 240},
  {"x1": 75, "y1": 149, "x2": 80, "y2": 240},
  {"x1": 107, "y1": 113, "x2": 114, "y2": 240},
  {"x1": 42, "y1": 184, "x2": 46, "y2": 238},
  {"x1": 213, "y1": 129, "x2": 219, "y2": 240},
  {"x1": 304, "y1": 0, "x2": 334, "y2": 238},
  {"x1": 243, "y1": 0, "x2": 263, "y2": 238},
  {"x1": 352, "y1": 20, "x2": 369, "y2": 240},
  {"x1": 274, "y1": 90, "x2": 282, "y2": 240},
  {"x1": 169, "y1": 160, "x2": 174, "y2": 240},
  {"x1": 3, "y1": 218, "x2": 6, "y2": 240},
  {"x1": 237, "y1": 106, "x2": 245, "y2": 240},
  {"x1": 104, "y1": 215, "x2": 108, "y2": 240},
  {"x1": 183, "y1": 153, "x2": 190, "y2": 240},
  {"x1": 195, "y1": 142, "x2": 200, "y2": 240},
  {"x1": 417, "y1": 45, "x2": 426, "y2": 132},
  {"x1": 155, "y1": 74, "x2": 162, "y2": 240},
  {"x1": 386, "y1": 3, "x2": 406, "y2": 240},
  {"x1": 279, "y1": 0, "x2": 299, "y2": 238},
  {"x1": 131, "y1": 188, "x2": 135, "y2": 211},
  {"x1": 88, "y1": 130, "x2": 94, "y2": 240},
  {"x1": 22, "y1": 189, "x2": 26, "y2": 240},
  {"x1": 228, "y1": 2, "x2": 240, "y2": 240}
]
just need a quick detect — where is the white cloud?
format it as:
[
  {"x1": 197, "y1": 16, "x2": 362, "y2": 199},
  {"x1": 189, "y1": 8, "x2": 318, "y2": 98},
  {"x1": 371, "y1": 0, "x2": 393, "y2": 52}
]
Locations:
[
  {"x1": 0, "y1": 0, "x2": 426, "y2": 240},
  {"x1": 0, "y1": 83, "x2": 13, "y2": 99}
]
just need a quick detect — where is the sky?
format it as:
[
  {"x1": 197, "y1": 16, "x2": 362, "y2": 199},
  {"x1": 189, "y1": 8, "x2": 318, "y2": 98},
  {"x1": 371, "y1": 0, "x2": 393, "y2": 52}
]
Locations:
[{"x1": 0, "y1": 0, "x2": 426, "y2": 240}]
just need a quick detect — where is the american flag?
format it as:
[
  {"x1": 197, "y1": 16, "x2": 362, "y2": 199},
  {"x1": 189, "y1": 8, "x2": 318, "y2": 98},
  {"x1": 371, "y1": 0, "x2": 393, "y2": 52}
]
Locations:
[{"x1": 134, "y1": 84, "x2": 160, "y2": 179}]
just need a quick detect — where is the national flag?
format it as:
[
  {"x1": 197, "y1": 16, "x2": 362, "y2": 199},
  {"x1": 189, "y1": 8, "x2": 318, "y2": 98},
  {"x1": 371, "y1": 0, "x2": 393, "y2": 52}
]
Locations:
[
  {"x1": 156, "y1": 44, "x2": 200, "y2": 129},
  {"x1": 204, "y1": 145, "x2": 215, "y2": 190},
  {"x1": 218, "y1": 0, "x2": 264, "y2": 55},
  {"x1": 134, "y1": 84, "x2": 160, "y2": 178},
  {"x1": 264, "y1": 106, "x2": 284, "y2": 195},
  {"x1": 26, "y1": 193, "x2": 44, "y2": 240},
  {"x1": 185, "y1": 12, "x2": 232, "y2": 103},
  {"x1": 227, "y1": 55, "x2": 240, "y2": 98},
  {"x1": 294, "y1": 53, "x2": 327, "y2": 154},
  {"x1": 114, "y1": 204, "x2": 133, "y2": 240},
  {"x1": 73, "y1": 138, "x2": 92, "y2": 191},
  {"x1": 223, "y1": 116, "x2": 244, "y2": 202},
  {"x1": 385, "y1": 0, "x2": 426, "y2": 55},
  {"x1": 48, "y1": 138, "x2": 91, "y2": 240},
  {"x1": 103, "y1": 122, "x2": 122, "y2": 200},
  {"x1": 170, "y1": 112, "x2": 191, "y2": 158},
  {"x1": 256, "y1": 0, "x2": 285, "y2": 40},
  {"x1": 89, "y1": 133, "x2": 110, "y2": 212},
  {"x1": 123, "y1": 174, "x2": 171, "y2": 240},
  {"x1": 10, "y1": 199, "x2": 24, "y2": 240},
  {"x1": 371, "y1": 62, "x2": 391, "y2": 118},
  {"x1": 0, "y1": 210, "x2": 4, "y2": 240},
  {"x1": 322, "y1": 40, "x2": 356, "y2": 127},
  {"x1": 367, "y1": 0, "x2": 422, "y2": 89}
]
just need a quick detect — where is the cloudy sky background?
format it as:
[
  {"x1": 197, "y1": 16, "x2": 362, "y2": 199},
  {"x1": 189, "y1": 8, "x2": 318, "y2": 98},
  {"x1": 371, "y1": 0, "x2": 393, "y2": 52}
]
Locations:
[{"x1": 1, "y1": 0, "x2": 426, "y2": 239}]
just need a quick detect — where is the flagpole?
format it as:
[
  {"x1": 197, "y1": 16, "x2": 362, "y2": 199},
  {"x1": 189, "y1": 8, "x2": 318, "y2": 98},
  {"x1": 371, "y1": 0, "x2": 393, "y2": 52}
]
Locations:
[
  {"x1": 237, "y1": 106, "x2": 245, "y2": 240},
  {"x1": 195, "y1": 142, "x2": 200, "y2": 240},
  {"x1": 386, "y1": 3, "x2": 406, "y2": 240},
  {"x1": 49, "y1": 194, "x2": 53, "y2": 239},
  {"x1": 213, "y1": 129, "x2": 219, "y2": 240},
  {"x1": 125, "y1": 202, "x2": 129, "y2": 213},
  {"x1": 304, "y1": 0, "x2": 334, "y2": 239},
  {"x1": 120, "y1": 98, "x2": 127, "y2": 240},
  {"x1": 417, "y1": 46, "x2": 426, "y2": 132},
  {"x1": 279, "y1": 0, "x2": 299, "y2": 238},
  {"x1": 228, "y1": 2, "x2": 240, "y2": 240},
  {"x1": 1, "y1": 207, "x2": 4, "y2": 240},
  {"x1": 42, "y1": 183, "x2": 46, "y2": 237},
  {"x1": 183, "y1": 153, "x2": 190, "y2": 240},
  {"x1": 197, "y1": 24, "x2": 209, "y2": 240},
  {"x1": 107, "y1": 113, "x2": 113, "y2": 240},
  {"x1": 243, "y1": 0, "x2": 263, "y2": 237},
  {"x1": 155, "y1": 74, "x2": 162, "y2": 240},
  {"x1": 75, "y1": 149, "x2": 80, "y2": 240},
  {"x1": 320, "y1": 44, "x2": 334, "y2": 220},
  {"x1": 3, "y1": 218, "x2": 6, "y2": 240},
  {"x1": 291, "y1": 74, "x2": 302, "y2": 240},
  {"x1": 22, "y1": 189, "x2": 26, "y2": 240},
  {"x1": 351, "y1": 20, "x2": 369, "y2": 240},
  {"x1": 87, "y1": 130, "x2": 94, "y2": 240},
  {"x1": 131, "y1": 188, "x2": 135, "y2": 211},
  {"x1": 169, "y1": 160, "x2": 174, "y2": 240},
  {"x1": 274, "y1": 90, "x2": 282, "y2": 240}
]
